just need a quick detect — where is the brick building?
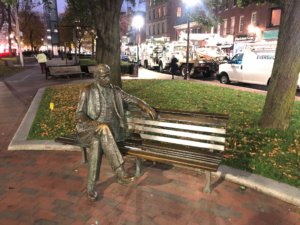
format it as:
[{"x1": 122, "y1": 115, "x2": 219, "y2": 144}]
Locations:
[
  {"x1": 145, "y1": 0, "x2": 181, "y2": 42},
  {"x1": 216, "y1": 0, "x2": 281, "y2": 54},
  {"x1": 173, "y1": 1, "x2": 281, "y2": 55}
]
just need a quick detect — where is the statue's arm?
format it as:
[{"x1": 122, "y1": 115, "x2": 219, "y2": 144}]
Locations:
[
  {"x1": 116, "y1": 86, "x2": 157, "y2": 120},
  {"x1": 75, "y1": 88, "x2": 93, "y2": 124}
]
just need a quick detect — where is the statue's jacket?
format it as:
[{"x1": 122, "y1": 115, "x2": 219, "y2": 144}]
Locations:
[{"x1": 75, "y1": 83, "x2": 141, "y2": 144}]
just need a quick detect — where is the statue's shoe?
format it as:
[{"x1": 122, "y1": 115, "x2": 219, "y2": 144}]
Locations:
[
  {"x1": 87, "y1": 191, "x2": 98, "y2": 202},
  {"x1": 117, "y1": 171, "x2": 136, "y2": 184}
]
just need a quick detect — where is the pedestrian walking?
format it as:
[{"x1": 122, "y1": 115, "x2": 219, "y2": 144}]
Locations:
[
  {"x1": 36, "y1": 51, "x2": 47, "y2": 73},
  {"x1": 170, "y1": 55, "x2": 178, "y2": 79}
]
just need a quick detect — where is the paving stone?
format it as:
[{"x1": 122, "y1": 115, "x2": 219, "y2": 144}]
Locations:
[
  {"x1": 166, "y1": 194, "x2": 189, "y2": 205},
  {"x1": 0, "y1": 210, "x2": 21, "y2": 220},
  {"x1": 151, "y1": 188, "x2": 171, "y2": 198},
  {"x1": 33, "y1": 218, "x2": 59, "y2": 225},
  {"x1": 99, "y1": 197, "x2": 120, "y2": 207},
  {"x1": 52, "y1": 214, "x2": 76, "y2": 225},
  {"x1": 18, "y1": 188, "x2": 39, "y2": 195},
  {"x1": 52, "y1": 199, "x2": 73, "y2": 208},
  {"x1": 67, "y1": 190, "x2": 85, "y2": 198},
  {"x1": 0, "y1": 190, "x2": 6, "y2": 196}
]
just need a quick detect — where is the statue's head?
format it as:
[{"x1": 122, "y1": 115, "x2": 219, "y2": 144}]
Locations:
[{"x1": 94, "y1": 64, "x2": 111, "y2": 87}]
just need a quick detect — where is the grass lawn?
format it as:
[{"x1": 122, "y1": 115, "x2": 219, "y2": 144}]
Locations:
[
  {"x1": 27, "y1": 80, "x2": 300, "y2": 188},
  {"x1": 2, "y1": 57, "x2": 18, "y2": 64},
  {"x1": 0, "y1": 60, "x2": 24, "y2": 77}
]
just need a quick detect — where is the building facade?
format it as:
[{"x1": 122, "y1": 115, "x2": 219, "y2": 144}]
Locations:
[
  {"x1": 216, "y1": 0, "x2": 281, "y2": 54},
  {"x1": 43, "y1": 0, "x2": 60, "y2": 55},
  {"x1": 145, "y1": 0, "x2": 181, "y2": 42}
]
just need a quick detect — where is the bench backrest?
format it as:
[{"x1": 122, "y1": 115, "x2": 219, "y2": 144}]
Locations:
[
  {"x1": 88, "y1": 66, "x2": 95, "y2": 73},
  {"x1": 49, "y1": 66, "x2": 82, "y2": 74},
  {"x1": 125, "y1": 105, "x2": 229, "y2": 153}
]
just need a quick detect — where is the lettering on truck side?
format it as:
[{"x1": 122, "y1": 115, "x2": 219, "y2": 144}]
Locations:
[{"x1": 257, "y1": 55, "x2": 275, "y2": 60}]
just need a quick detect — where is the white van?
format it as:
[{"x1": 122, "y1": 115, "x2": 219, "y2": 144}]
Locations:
[{"x1": 217, "y1": 49, "x2": 300, "y2": 89}]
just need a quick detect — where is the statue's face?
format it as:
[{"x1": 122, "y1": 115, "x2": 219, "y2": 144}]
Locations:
[{"x1": 95, "y1": 69, "x2": 111, "y2": 87}]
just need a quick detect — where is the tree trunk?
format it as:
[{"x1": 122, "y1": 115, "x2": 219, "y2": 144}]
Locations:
[
  {"x1": 89, "y1": 0, "x2": 123, "y2": 88},
  {"x1": 91, "y1": 37, "x2": 95, "y2": 59},
  {"x1": 259, "y1": 0, "x2": 300, "y2": 130},
  {"x1": 8, "y1": 5, "x2": 12, "y2": 58}
]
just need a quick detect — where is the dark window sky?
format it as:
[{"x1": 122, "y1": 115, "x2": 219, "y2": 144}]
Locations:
[{"x1": 57, "y1": 0, "x2": 145, "y2": 13}]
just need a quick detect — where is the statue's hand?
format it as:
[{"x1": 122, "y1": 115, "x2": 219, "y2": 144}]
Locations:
[
  {"x1": 93, "y1": 122, "x2": 108, "y2": 135},
  {"x1": 145, "y1": 107, "x2": 157, "y2": 120}
]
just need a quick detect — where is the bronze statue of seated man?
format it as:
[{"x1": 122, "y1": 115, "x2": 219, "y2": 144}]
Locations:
[{"x1": 75, "y1": 64, "x2": 157, "y2": 202}]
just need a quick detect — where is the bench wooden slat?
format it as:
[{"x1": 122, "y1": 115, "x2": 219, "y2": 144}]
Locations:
[
  {"x1": 153, "y1": 108, "x2": 230, "y2": 119},
  {"x1": 127, "y1": 124, "x2": 226, "y2": 143},
  {"x1": 135, "y1": 133, "x2": 225, "y2": 151},
  {"x1": 124, "y1": 137, "x2": 224, "y2": 158},
  {"x1": 118, "y1": 146, "x2": 219, "y2": 171},
  {"x1": 126, "y1": 111, "x2": 228, "y2": 127},
  {"x1": 118, "y1": 141, "x2": 222, "y2": 164},
  {"x1": 127, "y1": 118, "x2": 226, "y2": 134}
]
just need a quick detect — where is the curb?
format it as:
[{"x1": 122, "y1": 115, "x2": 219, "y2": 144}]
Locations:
[{"x1": 8, "y1": 84, "x2": 300, "y2": 208}]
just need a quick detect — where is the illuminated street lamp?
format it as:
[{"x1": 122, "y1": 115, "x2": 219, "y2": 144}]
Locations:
[
  {"x1": 182, "y1": 0, "x2": 199, "y2": 80},
  {"x1": 132, "y1": 15, "x2": 144, "y2": 67}
]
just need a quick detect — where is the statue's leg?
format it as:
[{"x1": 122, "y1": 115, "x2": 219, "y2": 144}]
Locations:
[
  {"x1": 203, "y1": 171, "x2": 212, "y2": 194},
  {"x1": 135, "y1": 157, "x2": 144, "y2": 178},
  {"x1": 87, "y1": 136, "x2": 103, "y2": 202},
  {"x1": 81, "y1": 147, "x2": 88, "y2": 164},
  {"x1": 95, "y1": 125, "x2": 135, "y2": 184},
  {"x1": 96, "y1": 124, "x2": 124, "y2": 171}
]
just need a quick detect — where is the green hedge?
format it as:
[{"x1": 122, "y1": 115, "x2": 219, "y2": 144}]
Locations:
[{"x1": 120, "y1": 61, "x2": 133, "y2": 74}]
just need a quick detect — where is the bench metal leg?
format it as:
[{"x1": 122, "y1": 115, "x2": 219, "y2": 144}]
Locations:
[
  {"x1": 81, "y1": 147, "x2": 88, "y2": 164},
  {"x1": 135, "y1": 157, "x2": 144, "y2": 178},
  {"x1": 80, "y1": 74, "x2": 83, "y2": 79},
  {"x1": 203, "y1": 171, "x2": 212, "y2": 194},
  {"x1": 67, "y1": 74, "x2": 70, "y2": 79}
]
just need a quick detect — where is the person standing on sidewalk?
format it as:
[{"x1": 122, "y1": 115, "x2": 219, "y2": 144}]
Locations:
[
  {"x1": 170, "y1": 55, "x2": 178, "y2": 79},
  {"x1": 36, "y1": 51, "x2": 47, "y2": 73}
]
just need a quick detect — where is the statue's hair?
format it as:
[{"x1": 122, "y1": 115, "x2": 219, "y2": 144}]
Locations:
[{"x1": 94, "y1": 64, "x2": 110, "y2": 78}]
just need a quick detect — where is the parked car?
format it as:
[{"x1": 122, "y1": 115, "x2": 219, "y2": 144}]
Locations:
[{"x1": 120, "y1": 54, "x2": 129, "y2": 62}]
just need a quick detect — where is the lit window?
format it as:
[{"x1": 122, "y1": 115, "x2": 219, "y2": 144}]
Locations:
[
  {"x1": 239, "y1": 15, "x2": 244, "y2": 33},
  {"x1": 163, "y1": 7, "x2": 166, "y2": 16},
  {"x1": 158, "y1": 8, "x2": 161, "y2": 17},
  {"x1": 223, "y1": 19, "x2": 227, "y2": 35},
  {"x1": 270, "y1": 8, "x2": 281, "y2": 26},
  {"x1": 230, "y1": 17, "x2": 235, "y2": 34},
  {"x1": 177, "y1": 7, "x2": 181, "y2": 17},
  {"x1": 251, "y1": 12, "x2": 257, "y2": 26}
]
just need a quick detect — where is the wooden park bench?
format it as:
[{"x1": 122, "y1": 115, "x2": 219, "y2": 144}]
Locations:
[
  {"x1": 55, "y1": 106, "x2": 229, "y2": 193},
  {"x1": 46, "y1": 66, "x2": 85, "y2": 80},
  {"x1": 88, "y1": 66, "x2": 95, "y2": 75}
]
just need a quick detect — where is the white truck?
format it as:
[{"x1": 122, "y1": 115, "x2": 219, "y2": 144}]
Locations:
[
  {"x1": 217, "y1": 42, "x2": 300, "y2": 88},
  {"x1": 140, "y1": 43, "x2": 169, "y2": 69},
  {"x1": 158, "y1": 41, "x2": 227, "y2": 77}
]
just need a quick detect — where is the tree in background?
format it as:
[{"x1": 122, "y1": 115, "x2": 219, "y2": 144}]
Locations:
[{"x1": 21, "y1": 13, "x2": 44, "y2": 50}]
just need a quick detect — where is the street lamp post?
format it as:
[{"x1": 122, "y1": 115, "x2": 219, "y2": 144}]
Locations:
[
  {"x1": 132, "y1": 15, "x2": 144, "y2": 76},
  {"x1": 183, "y1": 0, "x2": 199, "y2": 80}
]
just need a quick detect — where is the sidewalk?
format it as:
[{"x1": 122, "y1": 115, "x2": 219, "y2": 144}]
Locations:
[{"x1": 0, "y1": 66, "x2": 300, "y2": 225}]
